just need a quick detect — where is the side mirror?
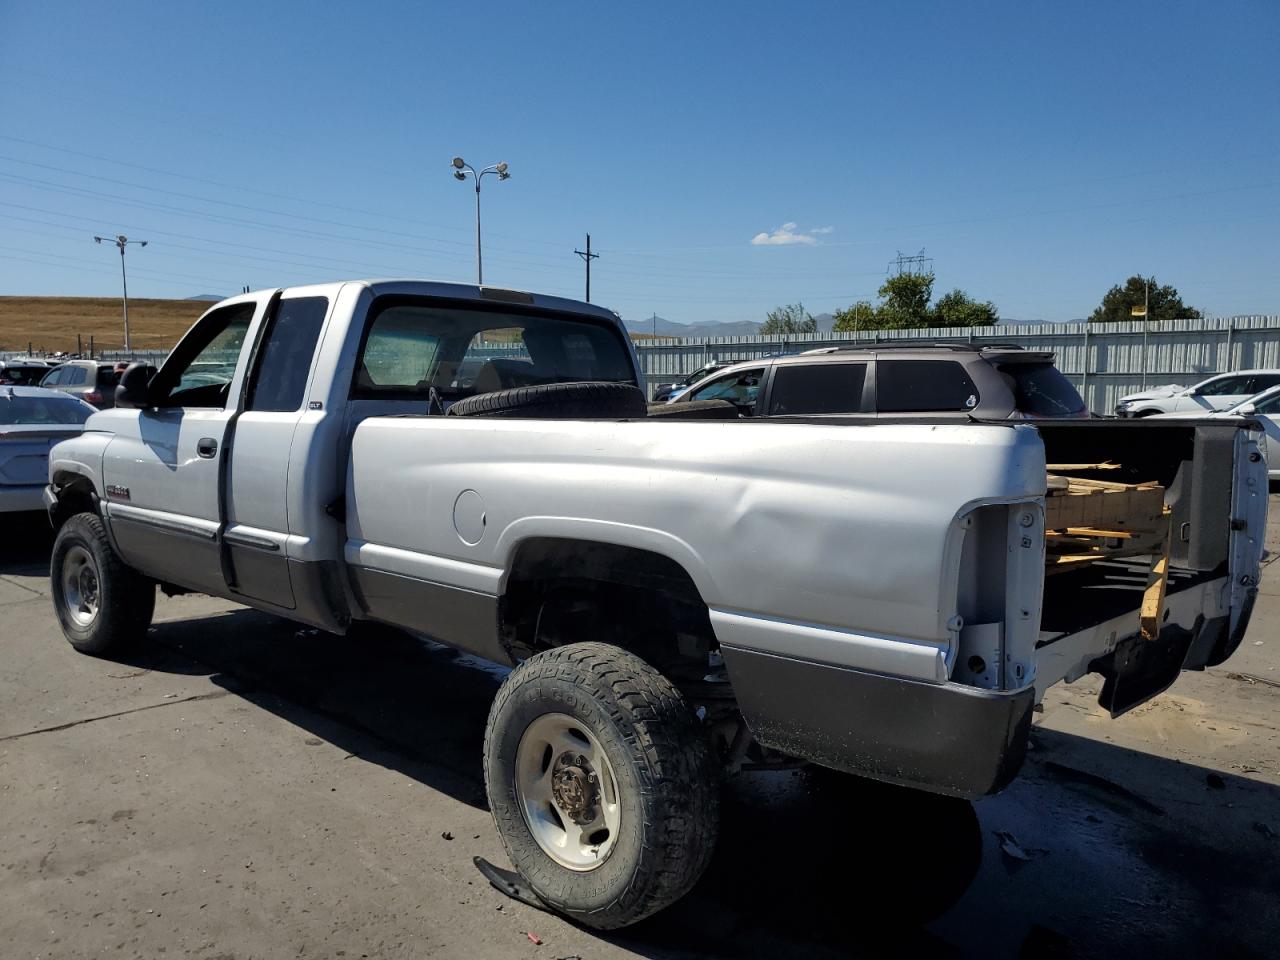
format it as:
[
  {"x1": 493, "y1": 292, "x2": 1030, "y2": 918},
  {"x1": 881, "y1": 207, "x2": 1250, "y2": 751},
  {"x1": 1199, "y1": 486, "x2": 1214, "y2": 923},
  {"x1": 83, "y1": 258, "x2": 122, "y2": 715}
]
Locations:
[
  {"x1": 114, "y1": 362, "x2": 154, "y2": 409},
  {"x1": 1237, "y1": 403, "x2": 1257, "y2": 415}
]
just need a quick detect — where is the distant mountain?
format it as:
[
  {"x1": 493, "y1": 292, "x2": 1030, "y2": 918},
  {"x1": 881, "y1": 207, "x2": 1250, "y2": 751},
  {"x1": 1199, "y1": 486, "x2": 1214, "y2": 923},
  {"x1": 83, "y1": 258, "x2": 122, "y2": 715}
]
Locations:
[
  {"x1": 184, "y1": 293, "x2": 223, "y2": 301},
  {"x1": 626, "y1": 312, "x2": 836, "y2": 339}
]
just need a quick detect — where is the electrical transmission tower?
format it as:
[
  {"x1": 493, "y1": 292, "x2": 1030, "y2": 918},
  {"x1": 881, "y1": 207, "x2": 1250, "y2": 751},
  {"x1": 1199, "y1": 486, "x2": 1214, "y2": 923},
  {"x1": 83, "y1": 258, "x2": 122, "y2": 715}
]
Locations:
[
  {"x1": 888, "y1": 248, "x2": 933, "y2": 276},
  {"x1": 575, "y1": 233, "x2": 600, "y2": 302}
]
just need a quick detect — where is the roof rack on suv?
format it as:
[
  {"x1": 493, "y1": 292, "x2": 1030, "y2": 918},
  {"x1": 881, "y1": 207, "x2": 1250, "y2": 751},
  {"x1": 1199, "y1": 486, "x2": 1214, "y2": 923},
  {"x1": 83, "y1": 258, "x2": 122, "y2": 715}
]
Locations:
[{"x1": 800, "y1": 340, "x2": 1029, "y2": 356}]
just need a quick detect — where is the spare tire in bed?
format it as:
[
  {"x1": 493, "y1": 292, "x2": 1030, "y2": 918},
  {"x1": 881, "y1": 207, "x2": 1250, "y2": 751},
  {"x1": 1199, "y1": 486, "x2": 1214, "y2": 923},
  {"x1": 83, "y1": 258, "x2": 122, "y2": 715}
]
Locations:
[
  {"x1": 446, "y1": 381, "x2": 648, "y2": 419},
  {"x1": 646, "y1": 399, "x2": 739, "y2": 420}
]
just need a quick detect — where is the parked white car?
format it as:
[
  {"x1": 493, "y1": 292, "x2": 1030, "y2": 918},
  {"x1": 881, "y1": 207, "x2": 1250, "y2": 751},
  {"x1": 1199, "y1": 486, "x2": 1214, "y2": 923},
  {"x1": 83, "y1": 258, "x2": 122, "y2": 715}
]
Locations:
[
  {"x1": 1115, "y1": 369, "x2": 1280, "y2": 417},
  {"x1": 1152, "y1": 385, "x2": 1280, "y2": 478}
]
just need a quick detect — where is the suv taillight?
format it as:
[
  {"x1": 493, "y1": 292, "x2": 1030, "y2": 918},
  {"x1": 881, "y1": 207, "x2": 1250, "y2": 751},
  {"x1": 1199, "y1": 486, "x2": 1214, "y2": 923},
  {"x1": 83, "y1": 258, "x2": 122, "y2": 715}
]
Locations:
[{"x1": 84, "y1": 390, "x2": 103, "y2": 405}]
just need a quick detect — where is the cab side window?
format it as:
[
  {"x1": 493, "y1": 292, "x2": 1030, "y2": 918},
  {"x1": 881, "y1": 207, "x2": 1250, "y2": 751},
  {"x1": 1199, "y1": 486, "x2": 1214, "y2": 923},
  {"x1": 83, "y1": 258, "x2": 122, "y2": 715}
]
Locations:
[
  {"x1": 247, "y1": 297, "x2": 329, "y2": 412},
  {"x1": 151, "y1": 303, "x2": 255, "y2": 408},
  {"x1": 688, "y1": 367, "x2": 765, "y2": 410}
]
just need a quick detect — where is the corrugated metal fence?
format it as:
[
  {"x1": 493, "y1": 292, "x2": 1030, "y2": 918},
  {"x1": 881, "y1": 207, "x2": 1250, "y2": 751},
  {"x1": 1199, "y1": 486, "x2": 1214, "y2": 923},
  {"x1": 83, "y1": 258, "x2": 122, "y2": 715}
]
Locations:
[
  {"x1": 9, "y1": 316, "x2": 1280, "y2": 415},
  {"x1": 632, "y1": 316, "x2": 1280, "y2": 413}
]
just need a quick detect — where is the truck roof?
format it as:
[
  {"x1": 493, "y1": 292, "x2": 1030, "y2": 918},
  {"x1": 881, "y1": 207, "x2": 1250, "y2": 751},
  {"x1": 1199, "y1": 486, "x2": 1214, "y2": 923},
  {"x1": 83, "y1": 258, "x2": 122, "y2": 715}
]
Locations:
[{"x1": 227, "y1": 279, "x2": 624, "y2": 327}]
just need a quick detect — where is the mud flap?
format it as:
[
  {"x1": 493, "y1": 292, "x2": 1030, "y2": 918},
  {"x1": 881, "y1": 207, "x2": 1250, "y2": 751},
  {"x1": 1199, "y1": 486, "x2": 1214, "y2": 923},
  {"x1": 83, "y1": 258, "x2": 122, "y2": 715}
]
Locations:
[{"x1": 1093, "y1": 621, "x2": 1198, "y2": 718}]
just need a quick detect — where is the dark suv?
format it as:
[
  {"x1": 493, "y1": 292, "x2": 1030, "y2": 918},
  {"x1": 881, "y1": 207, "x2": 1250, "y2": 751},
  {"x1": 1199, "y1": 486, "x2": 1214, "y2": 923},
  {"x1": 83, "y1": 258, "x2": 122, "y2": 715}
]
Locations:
[
  {"x1": 39, "y1": 360, "x2": 121, "y2": 409},
  {"x1": 664, "y1": 343, "x2": 1089, "y2": 419}
]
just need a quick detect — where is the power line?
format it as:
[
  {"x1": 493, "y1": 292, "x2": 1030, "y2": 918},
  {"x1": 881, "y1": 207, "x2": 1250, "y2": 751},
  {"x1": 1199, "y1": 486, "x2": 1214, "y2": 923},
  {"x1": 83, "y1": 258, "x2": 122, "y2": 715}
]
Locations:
[{"x1": 574, "y1": 233, "x2": 599, "y2": 302}]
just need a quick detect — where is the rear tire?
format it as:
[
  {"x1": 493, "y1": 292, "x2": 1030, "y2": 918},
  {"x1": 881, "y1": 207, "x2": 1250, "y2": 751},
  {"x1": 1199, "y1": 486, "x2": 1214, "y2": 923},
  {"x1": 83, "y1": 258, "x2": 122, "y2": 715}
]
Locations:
[
  {"x1": 50, "y1": 511, "x2": 155, "y2": 656},
  {"x1": 483, "y1": 642, "x2": 719, "y2": 929}
]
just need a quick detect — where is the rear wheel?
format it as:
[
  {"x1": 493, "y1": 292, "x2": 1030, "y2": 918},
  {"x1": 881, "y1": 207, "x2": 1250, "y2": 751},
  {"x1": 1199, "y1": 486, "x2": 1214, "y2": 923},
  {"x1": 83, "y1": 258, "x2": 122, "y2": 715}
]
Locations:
[
  {"x1": 50, "y1": 511, "x2": 155, "y2": 655},
  {"x1": 484, "y1": 642, "x2": 719, "y2": 929}
]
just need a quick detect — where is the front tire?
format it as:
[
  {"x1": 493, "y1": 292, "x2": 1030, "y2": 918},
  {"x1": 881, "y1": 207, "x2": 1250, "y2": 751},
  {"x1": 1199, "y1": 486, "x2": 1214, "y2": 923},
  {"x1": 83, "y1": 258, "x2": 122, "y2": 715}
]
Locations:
[
  {"x1": 50, "y1": 511, "x2": 155, "y2": 656},
  {"x1": 483, "y1": 642, "x2": 719, "y2": 929}
]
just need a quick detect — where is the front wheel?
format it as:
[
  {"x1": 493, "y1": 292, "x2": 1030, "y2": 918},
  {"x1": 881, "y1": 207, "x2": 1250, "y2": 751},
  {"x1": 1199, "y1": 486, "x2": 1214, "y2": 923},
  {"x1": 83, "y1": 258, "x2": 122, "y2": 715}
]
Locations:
[
  {"x1": 483, "y1": 642, "x2": 719, "y2": 929},
  {"x1": 50, "y1": 511, "x2": 155, "y2": 656}
]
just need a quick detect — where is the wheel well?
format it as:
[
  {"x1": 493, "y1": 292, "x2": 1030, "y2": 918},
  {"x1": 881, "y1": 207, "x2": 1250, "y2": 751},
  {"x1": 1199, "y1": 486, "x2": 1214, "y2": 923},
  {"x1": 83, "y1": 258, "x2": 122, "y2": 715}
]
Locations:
[
  {"x1": 49, "y1": 474, "x2": 97, "y2": 529},
  {"x1": 499, "y1": 538, "x2": 717, "y2": 675}
]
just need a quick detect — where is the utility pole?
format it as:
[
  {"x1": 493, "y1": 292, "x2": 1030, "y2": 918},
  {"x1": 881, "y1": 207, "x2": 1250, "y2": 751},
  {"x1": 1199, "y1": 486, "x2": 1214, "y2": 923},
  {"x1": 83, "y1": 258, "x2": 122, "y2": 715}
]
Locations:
[
  {"x1": 94, "y1": 234, "x2": 147, "y2": 352},
  {"x1": 652, "y1": 313, "x2": 658, "y2": 338},
  {"x1": 575, "y1": 234, "x2": 599, "y2": 302}
]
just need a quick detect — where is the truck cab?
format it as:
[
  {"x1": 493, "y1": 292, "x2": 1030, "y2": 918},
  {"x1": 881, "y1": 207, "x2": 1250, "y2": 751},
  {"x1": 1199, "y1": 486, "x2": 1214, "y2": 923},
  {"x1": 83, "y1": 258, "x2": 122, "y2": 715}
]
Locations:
[{"x1": 49, "y1": 281, "x2": 639, "y2": 633}]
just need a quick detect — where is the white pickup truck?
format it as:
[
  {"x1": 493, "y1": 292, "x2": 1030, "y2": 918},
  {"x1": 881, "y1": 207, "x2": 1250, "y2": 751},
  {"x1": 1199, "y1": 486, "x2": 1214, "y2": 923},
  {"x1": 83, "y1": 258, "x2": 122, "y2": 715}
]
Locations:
[{"x1": 44, "y1": 280, "x2": 1267, "y2": 928}]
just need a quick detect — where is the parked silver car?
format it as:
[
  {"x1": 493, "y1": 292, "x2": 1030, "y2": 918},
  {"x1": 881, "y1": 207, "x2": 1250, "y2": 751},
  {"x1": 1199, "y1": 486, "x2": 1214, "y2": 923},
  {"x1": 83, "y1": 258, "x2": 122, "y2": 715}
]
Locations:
[{"x1": 0, "y1": 386, "x2": 95, "y2": 513}]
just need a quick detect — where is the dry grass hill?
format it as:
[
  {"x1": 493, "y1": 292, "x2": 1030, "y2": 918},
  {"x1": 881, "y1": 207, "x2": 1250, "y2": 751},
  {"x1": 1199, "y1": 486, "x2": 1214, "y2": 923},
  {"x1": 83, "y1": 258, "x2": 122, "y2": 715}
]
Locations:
[{"x1": 0, "y1": 296, "x2": 210, "y2": 355}]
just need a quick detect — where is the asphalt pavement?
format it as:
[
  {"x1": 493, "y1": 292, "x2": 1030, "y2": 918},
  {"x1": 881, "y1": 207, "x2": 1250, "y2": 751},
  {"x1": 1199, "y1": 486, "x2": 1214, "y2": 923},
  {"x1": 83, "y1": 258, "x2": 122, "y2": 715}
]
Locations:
[{"x1": 1, "y1": 506, "x2": 1278, "y2": 959}]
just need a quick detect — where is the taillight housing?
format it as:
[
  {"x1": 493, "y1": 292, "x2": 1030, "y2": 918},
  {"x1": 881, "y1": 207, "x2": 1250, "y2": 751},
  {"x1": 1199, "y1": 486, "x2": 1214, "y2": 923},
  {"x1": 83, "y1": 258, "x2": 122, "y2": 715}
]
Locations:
[{"x1": 84, "y1": 390, "x2": 103, "y2": 405}]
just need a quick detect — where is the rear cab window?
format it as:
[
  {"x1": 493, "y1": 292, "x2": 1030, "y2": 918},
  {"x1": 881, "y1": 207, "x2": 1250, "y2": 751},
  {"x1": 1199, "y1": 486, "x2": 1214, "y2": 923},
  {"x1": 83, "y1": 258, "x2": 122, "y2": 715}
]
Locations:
[
  {"x1": 767, "y1": 362, "x2": 868, "y2": 415},
  {"x1": 352, "y1": 298, "x2": 635, "y2": 404},
  {"x1": 997, "y1": 362, "x2": 1087, "y2": 417},
  {"x1": 876, "y1": 359, "x2": 979, "y2": 413}
]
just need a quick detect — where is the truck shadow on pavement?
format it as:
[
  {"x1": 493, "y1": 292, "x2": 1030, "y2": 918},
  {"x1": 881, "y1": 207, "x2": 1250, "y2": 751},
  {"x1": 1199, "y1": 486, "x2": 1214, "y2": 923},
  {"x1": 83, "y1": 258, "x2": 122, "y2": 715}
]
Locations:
[{"x1": 128, "y1": 607, "x2": 1280, "y2": 959}]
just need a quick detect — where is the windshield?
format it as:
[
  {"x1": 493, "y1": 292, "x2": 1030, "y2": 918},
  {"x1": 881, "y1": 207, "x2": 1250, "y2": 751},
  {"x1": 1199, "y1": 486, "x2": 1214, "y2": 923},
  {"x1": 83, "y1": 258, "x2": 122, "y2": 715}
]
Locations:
[
  {"x1": 0, "y1": 395, "x2": 93, "y2": 425},
  {"x1": 354, "y1": 300, "x2": 636, "y2": 401},
  {"x1": 998, "y1": 362, "x2": 1087, "y2": 417}
]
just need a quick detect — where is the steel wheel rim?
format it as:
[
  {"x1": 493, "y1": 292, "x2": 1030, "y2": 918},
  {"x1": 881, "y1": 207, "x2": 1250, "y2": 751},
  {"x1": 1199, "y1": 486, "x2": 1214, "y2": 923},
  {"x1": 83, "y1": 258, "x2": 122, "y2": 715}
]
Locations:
[
  {"x1": 514, "y1": 712, "x2": 621, "y2": 871},
  {"x1": 61, "y1": 545, "x2": 100, "y2": 627}
]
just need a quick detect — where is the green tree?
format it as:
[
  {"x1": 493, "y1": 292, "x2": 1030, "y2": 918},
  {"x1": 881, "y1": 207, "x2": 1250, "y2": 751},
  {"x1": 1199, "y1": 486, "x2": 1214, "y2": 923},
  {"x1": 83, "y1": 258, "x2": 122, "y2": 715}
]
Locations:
[
  {"x1": 831, "y1": 300, "x2": 877, "y2": 332},
  {"x1": 833, "y1": 271, "x2": 1000, "y2": 331},
  {"x1": 761, "y1": 302, "x2": 817, "y2": 335},
  {"x1": 932, "y1": 289, "x2": 998, "y2": 327},
  {"x1": 876, "y1": 271, "x2": 935, "y2": 328},
  {"x1": 1088, "y1": 275, "x2": 1202, "y2": 323}
]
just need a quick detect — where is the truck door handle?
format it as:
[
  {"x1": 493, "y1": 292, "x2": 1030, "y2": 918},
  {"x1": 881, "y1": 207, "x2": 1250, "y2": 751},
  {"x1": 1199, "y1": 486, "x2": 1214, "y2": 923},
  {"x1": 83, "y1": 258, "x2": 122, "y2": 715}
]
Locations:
[{"x1": 197, "y1": 438, "x2": 218, "y2": 459}]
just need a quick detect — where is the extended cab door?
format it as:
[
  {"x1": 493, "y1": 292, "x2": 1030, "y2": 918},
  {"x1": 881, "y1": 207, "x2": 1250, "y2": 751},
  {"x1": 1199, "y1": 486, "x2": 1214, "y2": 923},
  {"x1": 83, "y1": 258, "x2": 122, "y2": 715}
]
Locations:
[
  {"x1": 222, "y1": 294, "x2": 330, "y2": 609},
  {"x1": 100, "y1": 299, "x2": 261, "y2": 594}
]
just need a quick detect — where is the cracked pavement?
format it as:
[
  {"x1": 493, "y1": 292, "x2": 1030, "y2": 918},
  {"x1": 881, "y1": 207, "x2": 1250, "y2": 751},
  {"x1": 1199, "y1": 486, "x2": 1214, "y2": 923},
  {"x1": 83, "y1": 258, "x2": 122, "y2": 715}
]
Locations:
[{"x1": 1, "y1": 503, "x2": 1278, "y2": 959}]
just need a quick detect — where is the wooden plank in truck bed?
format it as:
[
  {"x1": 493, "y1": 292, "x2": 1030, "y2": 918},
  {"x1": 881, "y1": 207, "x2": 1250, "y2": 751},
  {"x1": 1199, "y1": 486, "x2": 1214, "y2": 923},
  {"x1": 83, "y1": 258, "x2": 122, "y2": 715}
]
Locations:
[{"x1": 1044, "y1": 476, "x2": 1165, "y2": 532}]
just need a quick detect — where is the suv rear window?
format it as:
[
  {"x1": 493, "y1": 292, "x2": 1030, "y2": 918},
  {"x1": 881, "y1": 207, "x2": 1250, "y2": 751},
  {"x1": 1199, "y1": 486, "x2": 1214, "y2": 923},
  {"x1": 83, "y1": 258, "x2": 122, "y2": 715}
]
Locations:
[
  {"x1": 877, "y1": 360, "x2": 979, "y2": 413},
  {"x1": 768, "y1": 362, "x2": 868, "y2": 415},
  {"x1": 998, "y1": 362, "x2": 1086, "y2": 417}
]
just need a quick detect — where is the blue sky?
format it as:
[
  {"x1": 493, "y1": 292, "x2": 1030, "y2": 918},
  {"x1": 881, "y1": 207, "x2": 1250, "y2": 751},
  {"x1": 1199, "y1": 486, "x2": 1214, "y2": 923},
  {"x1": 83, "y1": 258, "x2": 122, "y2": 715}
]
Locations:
[{"x1": 0, "y1": 0, "x2": 1276, "y2": 324}]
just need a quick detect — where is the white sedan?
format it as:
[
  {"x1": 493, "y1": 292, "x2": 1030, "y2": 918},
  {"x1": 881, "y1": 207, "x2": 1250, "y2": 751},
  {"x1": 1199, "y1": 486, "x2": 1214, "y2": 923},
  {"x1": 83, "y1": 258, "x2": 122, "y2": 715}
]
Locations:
[
  {"x1": 1115, "y1": 369, "x2": 1280, "y2": 417},
  {"x1": 1151, "y1": 384, "x2": 1280, "y2": 478},
  {"x1": 0, "y1": 386, "x2": 96, "y2": 513}
]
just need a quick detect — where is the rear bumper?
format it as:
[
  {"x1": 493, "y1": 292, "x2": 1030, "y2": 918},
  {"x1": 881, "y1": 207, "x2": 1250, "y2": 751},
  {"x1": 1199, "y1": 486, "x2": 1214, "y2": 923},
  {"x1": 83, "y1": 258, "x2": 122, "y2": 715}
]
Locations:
[
  {"x1": 721, "y1": 645, "x2": 1035, "y2": 799},
  {"x1": 0, "y1": 484, "x2": 49, "y2": 513}
]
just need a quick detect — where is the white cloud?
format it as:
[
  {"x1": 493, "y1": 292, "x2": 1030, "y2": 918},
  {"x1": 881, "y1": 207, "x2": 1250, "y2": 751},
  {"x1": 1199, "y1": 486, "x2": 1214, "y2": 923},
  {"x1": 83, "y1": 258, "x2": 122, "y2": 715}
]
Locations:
[{"x1": 750, "y1": 222, "x2": 832, "y2": 246}]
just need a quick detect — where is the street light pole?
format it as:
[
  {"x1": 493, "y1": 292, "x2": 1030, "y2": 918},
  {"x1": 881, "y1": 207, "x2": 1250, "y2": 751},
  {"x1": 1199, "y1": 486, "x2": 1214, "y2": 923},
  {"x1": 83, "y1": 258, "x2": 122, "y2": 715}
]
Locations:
[
  {"x1": 451, "y1": 157, "x2": 510, "y2": 285},
  {"x1": 94, "y1": 234, "x2": 147, "y2": 352}
]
